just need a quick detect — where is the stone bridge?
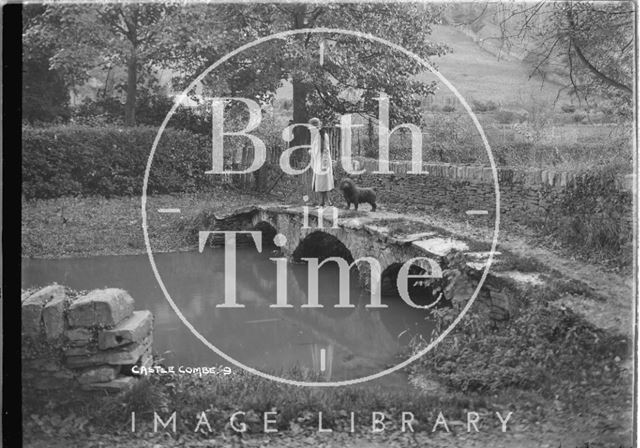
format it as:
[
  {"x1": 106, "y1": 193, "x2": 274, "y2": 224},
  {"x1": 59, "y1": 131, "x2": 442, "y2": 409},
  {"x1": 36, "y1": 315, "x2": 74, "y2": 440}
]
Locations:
[
  {"x1": 197, "y1": 204, "x2": 506, "y2": 304},
  {"x1": 195, "y1": 203, "x2": 549, "y2": 320}
]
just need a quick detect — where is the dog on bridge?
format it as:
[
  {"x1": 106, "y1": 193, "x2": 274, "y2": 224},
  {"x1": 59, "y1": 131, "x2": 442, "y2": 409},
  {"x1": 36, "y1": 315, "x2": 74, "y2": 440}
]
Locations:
[{"x1": 338, "y1": 178, "x2": 377, "y2": 211}]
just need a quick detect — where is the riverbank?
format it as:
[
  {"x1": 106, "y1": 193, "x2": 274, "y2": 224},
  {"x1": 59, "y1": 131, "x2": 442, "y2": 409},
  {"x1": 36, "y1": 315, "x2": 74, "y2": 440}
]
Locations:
[
  {"x1": 21, "y1": 189, "x2": 634, "y2": 447},
  {"x1": 21, "y1": 189, "x2": 279, "y2": 259}
]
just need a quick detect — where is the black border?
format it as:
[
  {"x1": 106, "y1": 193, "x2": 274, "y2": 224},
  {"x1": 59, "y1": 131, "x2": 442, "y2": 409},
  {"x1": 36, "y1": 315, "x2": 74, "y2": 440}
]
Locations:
[{"x1": 3, "y1": 3, "x2": 23, "y2": 447}]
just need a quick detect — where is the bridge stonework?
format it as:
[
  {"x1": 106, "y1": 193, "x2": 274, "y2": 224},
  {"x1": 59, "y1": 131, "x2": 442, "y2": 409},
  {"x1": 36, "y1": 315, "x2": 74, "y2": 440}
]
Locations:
[
  {"x1": 200, "y1": 205, "x2": 544, "y2": 322},
  {"x1": 250, "y1": 206, "x2": 440, "y2": 290}
]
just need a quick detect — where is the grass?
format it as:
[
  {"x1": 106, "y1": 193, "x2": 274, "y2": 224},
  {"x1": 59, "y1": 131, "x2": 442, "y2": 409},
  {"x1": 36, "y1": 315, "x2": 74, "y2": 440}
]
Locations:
[{"x1": 21, "y1": 188, "x2": 276, "y2": 258}]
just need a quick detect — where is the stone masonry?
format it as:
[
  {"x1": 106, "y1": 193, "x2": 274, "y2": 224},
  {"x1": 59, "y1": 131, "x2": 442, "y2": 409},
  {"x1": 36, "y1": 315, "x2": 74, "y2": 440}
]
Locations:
[
  {"x1": 253, "y1": 157, "x2": 633, "y2": 236},
  {"x1": 22, "y1": 285, "x2": 153, "y2": 393}
]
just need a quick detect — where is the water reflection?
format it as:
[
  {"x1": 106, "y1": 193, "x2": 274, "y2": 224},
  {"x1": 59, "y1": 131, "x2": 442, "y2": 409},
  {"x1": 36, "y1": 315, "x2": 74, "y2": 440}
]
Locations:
[{"x1": 22, "y1": 248, "x2": 436, "y2": 381}]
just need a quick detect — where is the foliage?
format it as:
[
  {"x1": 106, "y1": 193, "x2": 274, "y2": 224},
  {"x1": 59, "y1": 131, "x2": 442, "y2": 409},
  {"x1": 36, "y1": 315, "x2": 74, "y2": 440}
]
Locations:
[
  {"x1": 165, "y1": 3, "x2": 449, "y2": 133},
  {"x1": 23, "y1": 3, "x2": 182, "y2": 126},
  {"x1": 22, "y1": 5, "x2": 70, "y2": 124},
  {"x1": 493, "y1": 110, "x2": 525, "y2": 125},
  {"x1": 441, "y1": 104, "x2": 456, "y2": 113},
  {"x1": 471, "y1": 99, "x2": 498, "y2": 113},
  {"x1": 412, "y1": 287, "x2": 629, "y2": 398},
  {"x1": 546, "y1": 165, "x2": 633, "y2": 262},
  {"x1": 495, "y1": 2, "x2": 633, "y2": 117},
  {"x1": 22, "y1": 125, "x2": 217, "y2": 199}
]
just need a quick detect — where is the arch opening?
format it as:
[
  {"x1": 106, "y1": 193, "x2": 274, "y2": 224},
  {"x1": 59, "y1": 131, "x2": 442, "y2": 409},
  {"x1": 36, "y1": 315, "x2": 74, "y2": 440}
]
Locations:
[
  {"x1": 381, "y1": 262, "x2": 445, "y2": 307},
  {"x1": 292, "y1": 231, "x2": 355, "y2": 264},
  {"x1": 253, "y1": 220, "x2": 278, "y2": 248}
]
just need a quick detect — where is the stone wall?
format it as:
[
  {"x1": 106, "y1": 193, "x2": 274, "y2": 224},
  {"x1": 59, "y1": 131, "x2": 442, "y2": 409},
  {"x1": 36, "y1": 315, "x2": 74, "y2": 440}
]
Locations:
[
  {"x1": 22, "y1": 284, "x2": 153, "y2": 393},
  {"x1": 251, "y1": 158, "x2": 633, "y2": 232}
]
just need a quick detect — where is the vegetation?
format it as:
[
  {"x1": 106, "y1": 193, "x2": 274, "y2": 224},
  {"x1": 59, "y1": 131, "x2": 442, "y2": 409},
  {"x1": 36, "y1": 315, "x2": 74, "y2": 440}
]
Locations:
[
  {"x1": 545, "y1": 165, "x2": 633, "y2": 263},
  {"x1": 414, "y1": 288, "x2": 629, "y2": 397},
  {"x1": 22, "y1": 125, "x2": 214, "y2": 199}
]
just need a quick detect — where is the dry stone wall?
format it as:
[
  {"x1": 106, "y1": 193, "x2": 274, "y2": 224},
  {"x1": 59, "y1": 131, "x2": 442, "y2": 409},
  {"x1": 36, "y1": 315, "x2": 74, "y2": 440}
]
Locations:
[
  {"x1": 253, "y1": 158, "x2": 633, "y2": 231},
  {"x1": 22, "y1": 284, "x2": 153, "y2": 393}
]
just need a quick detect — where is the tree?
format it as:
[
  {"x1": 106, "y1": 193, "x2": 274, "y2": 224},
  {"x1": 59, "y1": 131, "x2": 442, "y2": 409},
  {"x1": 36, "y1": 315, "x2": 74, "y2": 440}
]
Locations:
[
  {"x1": 23, "y1": 3, "x2": 177, "y2": 126},
  {"x1": 494, "y1": 2, "x2": 633, "y2": 114},
  {"x1": 164, "y1": 3, "x2": 449, "y2": 150},
  {"x1": 22, "y1": 5, "x2": 70, "y2": 123}
]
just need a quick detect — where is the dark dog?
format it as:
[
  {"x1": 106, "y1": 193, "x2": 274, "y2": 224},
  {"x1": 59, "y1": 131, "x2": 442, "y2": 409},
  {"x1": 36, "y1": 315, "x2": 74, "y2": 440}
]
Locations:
[{"x1": 339, "y1": 178, "x2": 377, "y2": 211}]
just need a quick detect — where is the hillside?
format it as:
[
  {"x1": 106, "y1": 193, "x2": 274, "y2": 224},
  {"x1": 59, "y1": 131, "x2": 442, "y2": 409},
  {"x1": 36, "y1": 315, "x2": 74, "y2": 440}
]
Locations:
[
  {"x1": 417, "y1": 25, "x2": 571, "y2": 109},
  {"x1": 274, "y1": 24, "x2": 573, "y2": 113}
]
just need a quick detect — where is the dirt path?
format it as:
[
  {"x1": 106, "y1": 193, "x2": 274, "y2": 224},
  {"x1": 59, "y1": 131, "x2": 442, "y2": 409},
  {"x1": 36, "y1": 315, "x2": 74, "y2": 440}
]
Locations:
[{"x1": 370, "y1": 204, "x2": 635, "y2": 339}]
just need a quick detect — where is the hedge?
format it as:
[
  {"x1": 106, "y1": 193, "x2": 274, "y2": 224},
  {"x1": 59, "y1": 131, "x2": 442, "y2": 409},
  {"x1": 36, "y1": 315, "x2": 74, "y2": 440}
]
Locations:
[{"x1": 22, "y1": 125, "x2": 221, "y2": 199}]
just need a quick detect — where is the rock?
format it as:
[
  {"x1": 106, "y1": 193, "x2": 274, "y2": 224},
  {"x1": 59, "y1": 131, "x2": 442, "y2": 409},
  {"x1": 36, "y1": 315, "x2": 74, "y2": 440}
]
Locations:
[
  {"x1": 77, "y1": 366, "x2": 120, "y2": 384},
  {"x1": 65, "y1": 328, "x2": 94, "y2": 346},
  {"x1": 493, "y1": 271, "x2": 545, "y2": 287},
  {"x1": 80, "y1": 376, "x2": 137, "y2": 393},
  {"x1": 22, "y1": 285, "x2": 66, "y2": 338},
  {"x1": 489, "y1": 305, "x2": 510, "y2": 321},
  {"x1": 24, "y1": 357, "x2": 62, "y2": 372},
  {"x1": 412, "y1": 237, "x2": 469, "y2": 257},
  {"x1": 42, "y1": 294, "x2": 67, "y2": 341},
  {"x1": 68, "y1": 289, "x2": 134, "y2": 328},
  {"x1": 98, "y1": 310, "x2": 153, "y2": 349},
  {"x1": 64, "y1": 344, "x2": 99, "y2": 356},
  {"x1": 65, "y1": 335, "x2": 152, "y2": 368}
]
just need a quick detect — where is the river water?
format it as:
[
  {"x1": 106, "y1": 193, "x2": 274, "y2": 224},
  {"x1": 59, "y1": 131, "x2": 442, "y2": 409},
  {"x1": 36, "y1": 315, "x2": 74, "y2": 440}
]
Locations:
[{"x1": 22, "y1": 248, "x2": 436, "y2": 383}]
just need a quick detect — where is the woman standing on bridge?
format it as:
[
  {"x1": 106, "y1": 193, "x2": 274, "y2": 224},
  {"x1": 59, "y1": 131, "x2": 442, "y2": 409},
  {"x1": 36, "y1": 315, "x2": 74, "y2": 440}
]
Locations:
[{"x1": 309, "y1": 117, "x2": 334, "y2": 207}]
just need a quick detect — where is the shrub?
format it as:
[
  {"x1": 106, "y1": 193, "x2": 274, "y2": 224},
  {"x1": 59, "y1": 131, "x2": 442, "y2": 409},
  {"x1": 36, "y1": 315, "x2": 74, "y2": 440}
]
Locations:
[
  {"x1": 22, "y1": 125, "x2": 220, "y2": 199},
  {"x1": 561, "y1": 104, "x2": 576, "y2": 113},
  {"x1": 547, "y1": 165, "x2": 633, "y2": 262},
  {"x1": 472, "y1": 99, "x2": 498, "y2": 113},
  {"x1": 412, "y1": 288, "x2": 629, "y2": 395},
  {"x1": 494, "y1": 110, "x2": 525, "y2": 124},
  {"x1": 441, "y1": 104, "x2": 456, "y2": 113},
  {"x1": 572, "y1": 111, "x2": 587, "y2": 123}
]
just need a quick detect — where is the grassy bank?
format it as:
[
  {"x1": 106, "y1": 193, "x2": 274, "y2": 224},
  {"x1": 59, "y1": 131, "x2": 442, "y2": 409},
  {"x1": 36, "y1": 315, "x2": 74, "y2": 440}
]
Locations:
[{"x1": 21, "y1": 188, "x2": 276, "y2": 259}]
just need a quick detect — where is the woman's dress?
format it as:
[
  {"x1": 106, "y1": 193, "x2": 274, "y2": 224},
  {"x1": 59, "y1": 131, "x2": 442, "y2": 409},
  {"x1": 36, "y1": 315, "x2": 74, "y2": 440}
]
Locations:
[{"x1": 311, "y1": 131, "x2": 334, "y2": 192}]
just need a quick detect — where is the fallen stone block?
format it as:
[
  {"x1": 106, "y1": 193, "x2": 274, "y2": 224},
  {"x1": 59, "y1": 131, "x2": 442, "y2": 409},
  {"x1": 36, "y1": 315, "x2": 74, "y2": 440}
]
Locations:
[
  {"x1": 413, "y1": 237, "x2": 469, "y2": 257},
  {"x1": 22, "y1": 285, "x2": 66, "y2": 338},
  {"x1": 68, "y1": 289, "x2": 134, "y2": 328},
  {"x1": 65, "y1": 335, "x2": 152, "y2": 368},
  {"x1": 64, "y1": 344, "x2": 99, "y2": 357},
  {"x1": 65, "y1": 328, "x2": 95, "y2": 346},
  {"x1": 98, "y1": 310, "x2": 153, "y2": 349},
  {"x1": 77, "y1": 366, "x2": 120, "y2": 385},
  {"x1": 122, "y1": 347, "x2": 153, "y2": 376},
  {"x1": 80, "y1": 376, "x2": 137, "y2": 393},
  {"x1": 42, "y1": 293, "x2": 68, "y2": 341}
]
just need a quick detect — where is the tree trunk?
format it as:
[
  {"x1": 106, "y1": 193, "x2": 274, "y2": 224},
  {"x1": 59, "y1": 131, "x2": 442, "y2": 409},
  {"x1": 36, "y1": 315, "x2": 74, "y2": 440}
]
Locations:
[
  {"x1": 124, "y1": 48, "x2": 137, "y2": 126},
  {"x1": 290, "y1": 4, "x2": 310, "y2": 166},
  {"x1": 291, "y1": 78, "x2": 310, "y2": 165}
]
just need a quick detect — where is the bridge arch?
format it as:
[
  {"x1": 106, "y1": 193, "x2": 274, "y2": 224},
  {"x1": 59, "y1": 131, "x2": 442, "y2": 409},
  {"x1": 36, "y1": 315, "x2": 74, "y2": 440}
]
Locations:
[
  {"x1": 252, "y1": 220, "x2": 278, "y2": 246},
  {"x1": 381, "y1": 262, "x2": 442, "y2": 307}
]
